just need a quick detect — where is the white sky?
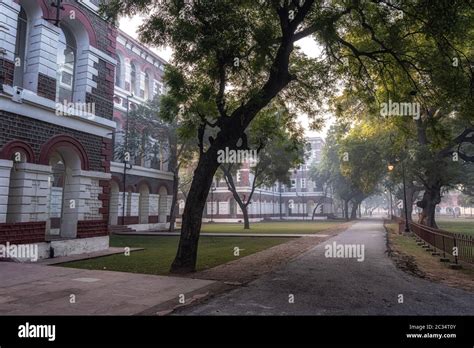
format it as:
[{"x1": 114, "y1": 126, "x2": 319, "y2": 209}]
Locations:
[{"x1": 119, "y1": 16, "x2": 333, "y2": 138}]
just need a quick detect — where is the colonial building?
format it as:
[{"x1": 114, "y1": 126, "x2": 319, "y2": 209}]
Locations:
[
  {"x1": 0, "y1": 0, "x2": 172, "y2": 260},
  {"x1": 194, "y1": 136, "x2": 334, "y2": 222},
  {"x1": 109, "y1": 30, "x2": 173, "y2": 232}
]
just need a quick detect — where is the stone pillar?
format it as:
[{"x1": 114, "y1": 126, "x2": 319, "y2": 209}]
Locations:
[
  {"x1": 139, "y1": 192, "x2": 150, "y2": 224},
  {"x1": 0, "y1": 0, "x2": 20, "y2": 88},
  {"x1": 0, "y1": 0, "x2": 20, "y2": 62},
  {"x1": 74, "y1": 47, "x2": 98, "y2": 103},
  {"x1": 149, "y1": 194, "x2": 159, "y2": 217},
  {"x1": 0, "y1": 159, "x2": 13, "y2": 223},
  {"x1": 129, "y1": 193, "x2": 140, "y2": 217},
  {"x1": 6, "y1": 162, "x2": 52, "y2": 223},
  {"x1": 67, "y1": 170, "x2": 111, "y2": 230},
  {"x1": 24, "y1": 18, "x2": 61, "y2": 97},
  {"x1": 109, "y1": 191, "x2": 120, "y2": 225}
]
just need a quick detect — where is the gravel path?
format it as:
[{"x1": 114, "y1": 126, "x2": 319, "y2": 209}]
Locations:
[{"x1": 179, "y1": 219, "x2": 474, "y2": 315}]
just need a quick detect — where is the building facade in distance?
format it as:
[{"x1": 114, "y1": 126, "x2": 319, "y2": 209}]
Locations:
[{"x1": 193, "y1": 137, "x2": 334, "y2": 223}]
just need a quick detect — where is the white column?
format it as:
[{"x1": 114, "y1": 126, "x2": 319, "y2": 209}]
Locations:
[
  {"x1": 6, "y1": 162, "x2": 51, "y2": 223},
  {"x1": 74, "y1": 47, "x2": 98, "y2": 103},
  {"x1": 149, "y1": 194, "x2": 159, "y2": 217},
  {"x1": 130, "y1": 193, "x2": 140, "y2": 216},
  {"x1": 0, "y1": 159, "x2": 13, "y2": 223},
  {"x1": 73, "y1": 170, "x2": 111, "y2": 221},
  {"x1": 23, "y1": 18, "x2": 61, "y2": 93},
  {"x1": 0, "y1": 0, "x2": 20, "y2": 60}
]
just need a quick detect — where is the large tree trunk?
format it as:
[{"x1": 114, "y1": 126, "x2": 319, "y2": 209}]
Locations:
[
  {"x1": 418, "y1": 184, "x2": 442, "y2": 228},
  {"x1": 311, "y1": 202, "x2": 322, "y2": 220},
  {"x1": 350, "y1": 201, "x2": 358, "y2": 220},
  {"x1": 405, "y1": 182, "x2": 422, "y2": 222},
  {"x1": 168, "y1": 170, "x2": 179, "y2": 232},
  {"x1": 170, "y1": 28, "x2": 296, "y2": 273},
  {"x1": 344, "y1": 200, "x2": 349, "y2": 220},
  {"x1": 170, "y1": 154, "x2": 220, "y2": 273},
  {"x1": 241, "y1": 204, "x2": 250, "y2": 230}
]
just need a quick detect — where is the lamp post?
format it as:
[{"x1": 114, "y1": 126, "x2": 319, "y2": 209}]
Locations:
[
  {"x1": 389, "y1": 188, "x2": 393, "y2": 218},
  {"x1": 302, "y1": 166, "x2": 307, "y2": 221},
  {"x1": 210, "y1": 183, "x2": 216, "y2": 223},
  {"x1": 388, "y1": 161, "x2": 410, "y2": 233},
  {"x1": 279, "y1": 182, "x2": 283, "y2": 220},
  {"x1": 121, "y1": 93, "x2": 134, "y2": 225}
]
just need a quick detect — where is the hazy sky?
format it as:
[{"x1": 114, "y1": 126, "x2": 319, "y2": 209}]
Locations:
[{"x1": 119, "y1": 16, "x2": 332, "y2": 138}]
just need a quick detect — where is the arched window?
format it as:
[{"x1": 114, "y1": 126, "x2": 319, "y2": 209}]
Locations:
[
  {"x1": 144, "y1": 71, "x2": 150, "y2": 100},
  {"x1": 13, "y1": 7, "x2": 28, "y2": 87},
  {"x1": 130, "y1": 63, "x2": 137, "y2": 94},
  {"x1": 56, "y1": 25, "x2": 76, "y2": 103}
]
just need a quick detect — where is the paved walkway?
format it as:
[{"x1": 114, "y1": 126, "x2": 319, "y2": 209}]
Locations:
[
  {"x1": 114, "y1": 231, "x2": 329, "y2": 238},
  {"x1": 178, "y1": 219, "x2": 474, "y2": 315},
  {"x1": 0, "y1": 263, "x2": 215, "y2": 315}
]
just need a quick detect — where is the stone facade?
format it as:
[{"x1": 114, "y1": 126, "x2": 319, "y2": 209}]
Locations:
[
  {"x1": 0, "y1": 0, "x2": 120, "y2": 260},
  {"x1": 109, "y1": 30, "x2": 173, "y2": 231}
]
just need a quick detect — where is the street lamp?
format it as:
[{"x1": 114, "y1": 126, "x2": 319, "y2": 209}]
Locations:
[
  {"x1": 120, "y1": 93, "x2": 134, "y2": 225},
  {"x1": 388, "y1": 161, "x2": 410, "y2": 233},
  {"x1": 279, "y1": 182, "x2": 283, "y2": 220},
  {"x1": 210, "y1": 182, "x2": 216, "y2": 223}
]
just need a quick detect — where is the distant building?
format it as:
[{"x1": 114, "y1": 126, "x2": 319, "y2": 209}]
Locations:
[{"x1": 190, "y1": 136, "x2": 334, "y2": 222}]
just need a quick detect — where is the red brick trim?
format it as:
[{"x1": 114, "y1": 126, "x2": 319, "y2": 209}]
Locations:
[
  {"x1": 0, "y1": 58, "x2": 14, "y2": 87},
  {"x1": 39, "y1": 135, "x2": 90, "y2": 170},
  {"x1": 99, "y1": 179, "x2": 110, "y2": 222},
  {"x1": 136, "y1": 179, "x2": 152, "y2": 192},
  {"x1": 149, "y1": 216, "x2": 159, "y2": 223},
  {"x1": 121, "y1": 216, "x2": 139, "y2": 225},
  {"x1": 37, "y1": 73, "x2": 56, "y2": 101},
  {"x1": 0, "y1": 222, "x2": 46, "y2": 245},
  {"x1": 59, "y1": 4, "x2": 98, "y2": 48},
  {"x1": 0, "y1": 140, "x2": 35, "y2": 162},
  {"x1": 77, "y1": 220, "x2": 108, "y2": 238}
]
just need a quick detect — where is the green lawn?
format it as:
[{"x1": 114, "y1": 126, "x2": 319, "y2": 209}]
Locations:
[
  {"x1": 436, "y1": 219, "x2": 474, "y2": 235},
  {"x1": 199, "y1": 221, "x2": 344, "y2": 234},
  {"x1": 60, "y1": 235, "x2": 292, "y2": 275},
  {"x1": 61, "y1": 221, "x2": 347, "y2": 275}
]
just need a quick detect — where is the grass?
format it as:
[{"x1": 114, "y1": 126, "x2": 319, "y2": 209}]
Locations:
[
  {"x1": 436, "y1": 218, "x2": 474, "y2": 235},
  {"x1": 61, "y1": 221, "x2": 348, "y2": 276},
  {"x1": 199, "y1": 221, "x2": 345, "y2": 234},
  {"x1": 385, "y1": 221, "x2": 474, "y2": 292},
  {"x1": 60, "y1": 235, "x2": 292, "y2": 275}
]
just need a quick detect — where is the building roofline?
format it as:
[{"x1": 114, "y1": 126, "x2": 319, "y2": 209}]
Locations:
[{"x1": 117, "y1": 29, "x2": 169, "y2": 66}]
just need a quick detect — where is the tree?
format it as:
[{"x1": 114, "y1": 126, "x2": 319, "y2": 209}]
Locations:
[
  {"x1": 327, "y1": 1, "x2": 474, "y2": 227},
  {"x1": 311, "y1": 125, "x2": 360, "y2": 220},
  {"x1": 220, "y1": 108, "x2": 305, "y2": 229},
  {"x1": 122, "y1": 98, "x2": 196, "y2": 232},
  {"x1": 103, "y1": 0, "x2": 473, "y2": 272}
]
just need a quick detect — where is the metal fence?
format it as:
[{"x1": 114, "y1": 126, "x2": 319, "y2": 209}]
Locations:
[{"x1": 390, "y1": 216, "x2": 473, "y2": 264}]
